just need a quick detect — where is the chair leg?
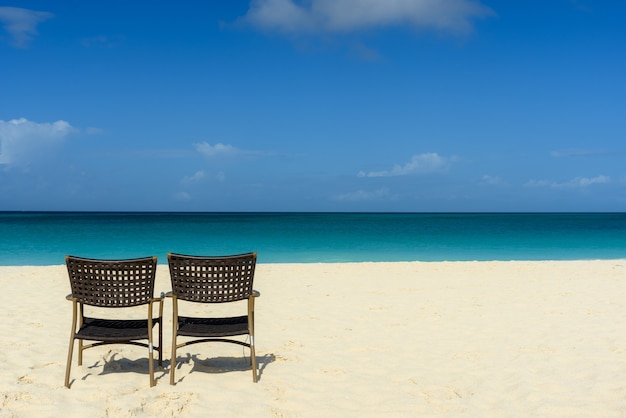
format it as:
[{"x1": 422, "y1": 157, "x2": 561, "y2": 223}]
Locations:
[
  {"x1": 170, "y1": 338, "x2": 177, "y2": 385},
  {"x1": 65, "y1": 300, "x2": 78, "y2": 388},
  {"x1": 78, "y1": 340, "x2": 83, "y2": 366},
  {"x1": 149, "y1": 342, "x2": 155, "y2": 387},
  {"x1": 65, "y1": 336, "x2": 75, "y2": 388},
  {"x1": 250, "y1": 335, "x2": 258, "y2": 383},
  {"x1": 158, "y1": 322, "x2": 163, "y2": 367},
  {"x1": 170, "y1": 299, "x2": 178, "y2": 385},
  {"x1": 248, "y1": 305, "x2": 258, "y2": 383}
]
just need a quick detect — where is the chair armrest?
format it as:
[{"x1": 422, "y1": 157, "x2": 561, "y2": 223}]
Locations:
[
  {"x1": 148, "y1": 294, "x2": 165, "y2": 322},
  {"x1": 251, "y1": 290, "x2": 260, "y2": 298},
  {"x1": 150, "y1": 292, "x2": 165, "y2": 303},
  {"x1": 66, "y1": 294, "x2": 76, "y2": 301},
  {"x1": 164, "y1": 291, "x2": 174, "y2": 298}
]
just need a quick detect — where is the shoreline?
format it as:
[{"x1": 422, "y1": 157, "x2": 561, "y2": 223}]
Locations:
[
  {"x1": 2, "y1": 260, "x2": 626, "y2": 416},
  {"x1": 1, "y1": 257, "x2": 626, "y2": 268}
]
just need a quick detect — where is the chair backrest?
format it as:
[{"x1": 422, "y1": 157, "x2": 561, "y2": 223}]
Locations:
[
  {"x1": 65, "y1": 255, "x2": 158, "y2": 307},
  {"x1": 168, "y1": 252, "x2": 256, "y2": 303}
]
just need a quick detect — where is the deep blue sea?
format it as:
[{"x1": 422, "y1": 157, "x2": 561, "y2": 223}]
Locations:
[{"x1": 1, "y1": 212, "x2": 626, "y2": 265}]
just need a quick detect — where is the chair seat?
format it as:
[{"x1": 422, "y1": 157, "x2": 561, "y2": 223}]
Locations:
[
  {"x1": 177, "y1": 315, "x2": 249, "y2": 338},
  {"x1": 76, "y1": 317, "x2": 160, "y2": 342}
]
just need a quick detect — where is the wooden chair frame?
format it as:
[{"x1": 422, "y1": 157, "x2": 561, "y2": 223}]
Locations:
[
  {"x1": 167, "y1": 252, "x2": 259, "y2": 384},
  {"x1": 64, "y1": 255, "x2": 163, "y2": 388}
]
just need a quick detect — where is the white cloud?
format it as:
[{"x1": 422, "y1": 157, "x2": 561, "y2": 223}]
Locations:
[
  {"x1": 193, "y1": 142, "x2": 269, "y2": 159},
  {"x1": 0, "y1": 118, "x2": 75, "y2": 166},
  {"x1": 358, "y1": 152, "x2": 452, "y2": 178},
  {"x1": 194, "y1": 142, "x2": 238, "y2": 157},
  {"x1": 576, "y1": 176, "x2": 611, "y2": 187},
  {"x1": 334, "y1": 188, "x2": 390, "y2": 201},
  {"x1": 181, "y1": 170, "x2": 227, "y2": 187},
  {"x1": 525, "y1": 175, "x2": 611, "y2": 189},
  {"x1": 181, "y1": 170, "x2": 206, "y2": 185},
  {"x1": 480, "y1": 175, "x2": 505, "y2": 185},
  {"x1": 239, "y1": 0, "x2": 493, "y2": 34},
  {"x1": 0, "y1": 6, "x2": 53, "y2": 48}
]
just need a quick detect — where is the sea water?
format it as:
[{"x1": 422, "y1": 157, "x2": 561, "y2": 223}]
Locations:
[{"x1": 0, "y1": 212, "x2": 625, "y2": 265}]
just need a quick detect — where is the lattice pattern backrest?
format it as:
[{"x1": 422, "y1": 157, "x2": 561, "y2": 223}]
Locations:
[
  {"x1": 168, "y1": 252, "x2": 256, "y2": 303},
  {"x1": 66, "y1": 256, "x2": 157, "y2": 307}
]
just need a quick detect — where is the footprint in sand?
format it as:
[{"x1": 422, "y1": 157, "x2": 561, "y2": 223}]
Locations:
[
  {"x1": 2, "y1": 391, "x2": 33, "y2": 408},
  {"x1": 17, "y1": 375, "x2": 34, "y2": 384}
]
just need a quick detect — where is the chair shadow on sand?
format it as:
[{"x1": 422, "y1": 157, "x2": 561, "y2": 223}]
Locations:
[
  {"x1": 171, "y1": 353, "x2": 277, "y2": 384},
  {"x1": 77, "y1": 352, "x2": 277, "y2": 384},
  {"x1": 77, "y1": 353, "x2": 156, "y2": 383}
]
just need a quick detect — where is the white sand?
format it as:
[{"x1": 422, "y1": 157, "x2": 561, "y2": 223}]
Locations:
[{"x1": 1, "y1": 260, "x2": 626, "y2": 417}]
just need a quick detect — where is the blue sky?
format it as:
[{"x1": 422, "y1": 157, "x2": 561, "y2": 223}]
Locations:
[{"x1": 1, "y1": 0, "x2": 625, "y2": 212}]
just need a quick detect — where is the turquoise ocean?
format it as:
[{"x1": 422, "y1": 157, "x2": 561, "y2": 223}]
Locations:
[{"x1": 1, "y1": 212, "x2": 626, "y2": 265}]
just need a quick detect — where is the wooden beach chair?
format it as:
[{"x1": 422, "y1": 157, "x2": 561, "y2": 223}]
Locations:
[
  {"x1": 167, "y1": 252, "x2": 260, "y2": 384},
  {"x1": 64, "y1": 255, "x2": 163, "y2": 388}
]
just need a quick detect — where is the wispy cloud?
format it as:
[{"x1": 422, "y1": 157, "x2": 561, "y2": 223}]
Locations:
[
  {"x1": 334, "y1": 188, "x2": 391, "y2": 201},
  {"x1": 194, "y1": 142, "x2": 239, "y2": 157},
  {"x1": 0, "y1": 6, "x2": 53, "y2": 48},
  {"x1": 238, "y1": 0, "x2": 494, "y2": 34},
  {"x1": 194, "y1": 141, "x2": 270, "y2": 158},
  {"x1": 181, "y1": 170, "x2": 206, "y2": 185},
  {"x1": 525, "y1": 175, "x2": 611, "y2": 189},
  {"x1": 480, "y1": 175, "x2": 505, "y2": 185},
  {"x1": 0, "y1": 118, "x2": 76, "y2": 166},
  {"x1": 358, "y1": 152, "x2": 453, "y2": 178}
]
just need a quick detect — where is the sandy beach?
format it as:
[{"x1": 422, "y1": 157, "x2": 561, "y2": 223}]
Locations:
[{"x1": 2, "y1": 260, "x2": 626, "y2": 417}]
